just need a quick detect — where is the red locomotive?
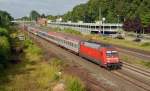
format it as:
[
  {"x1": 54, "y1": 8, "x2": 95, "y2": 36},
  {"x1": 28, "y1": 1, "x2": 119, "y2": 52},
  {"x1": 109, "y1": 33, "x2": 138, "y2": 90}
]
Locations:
[
  {"x1": 80, "y1": 41, "x2": 122, "y2": 69},
  {"x1": 23, "y1": 25, "x2": 122, "y2": 70}
]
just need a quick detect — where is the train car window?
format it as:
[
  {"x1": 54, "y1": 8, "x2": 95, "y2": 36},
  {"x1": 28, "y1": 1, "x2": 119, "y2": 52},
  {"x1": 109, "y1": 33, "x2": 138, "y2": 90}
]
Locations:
[
  {"x1": 74, "y1": 44, "x2": 76, "y2": 48},
  {"x1": 64, "y1": 40, "x2": 66, "y2": 44},
  {"x1": 72, "y1": 43, "x2": 74, "y2": 47},
  {"x1": 75, "y1": 44, "x2": 77, "y2": 48},
  {"x1": 70, "y1": 42, "x2": 71, "y2": 46},
  {"x1": 56, "y1": 38, "x2": 58, "y2": 41},
  {"x1": 55, "y1": 38, "x2": 57, "y2": 41},
  {"x1": 57, "y1": 38, "x2": 59, "y2": 41},
  {"x1": 70, "y1": 42, "x2": 72, "y2": 46},
  {"x1": 52, "y1": 36, "x2": 54, "y2": 40}
]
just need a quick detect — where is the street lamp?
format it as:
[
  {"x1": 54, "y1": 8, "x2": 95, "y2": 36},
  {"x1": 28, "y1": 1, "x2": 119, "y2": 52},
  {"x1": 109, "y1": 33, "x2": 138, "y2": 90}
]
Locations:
[{"x1": 102, "y1": 17, "x2": 105, "y2": 35}]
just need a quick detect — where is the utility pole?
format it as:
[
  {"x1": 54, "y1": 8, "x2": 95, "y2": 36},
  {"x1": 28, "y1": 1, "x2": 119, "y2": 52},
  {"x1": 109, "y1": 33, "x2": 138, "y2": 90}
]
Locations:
[
  {"x1": 99, "y1": 7, "x2": 102, "y2": 34},
  {"x1": 102, "y1": 17, "x2": 105, "y2": 35},
  {"x1": 117, "y1": 15, "x2": 119, "y2": 30}
]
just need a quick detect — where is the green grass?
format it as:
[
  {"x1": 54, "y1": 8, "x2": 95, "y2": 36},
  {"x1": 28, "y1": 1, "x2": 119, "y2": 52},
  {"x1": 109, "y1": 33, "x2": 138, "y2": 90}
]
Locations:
[
  {"x1": 52, "y1": 27, "x2": 82, "y2": 36},
  {"x1": 140, "y1": 61, "x2": 150, "y2": 68},
  {"x1": 63, "y1": 28, "x2": 81, "y2": 35},
  {"x1": 140, "y1": 42, "x2": 150, "y2": 47}
]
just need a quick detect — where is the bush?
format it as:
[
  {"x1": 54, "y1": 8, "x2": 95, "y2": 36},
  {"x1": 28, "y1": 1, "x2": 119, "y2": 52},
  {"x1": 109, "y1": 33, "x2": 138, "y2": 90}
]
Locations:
[
  {"x1": 63, "y1": 28, "x2": 81, "y2": 35},
  {"x1": 0, "y1": 28, "x2": 9, "y2": 37},
  {"x1": 65, "y1": 76, "x2": 85, "y2": 91},
  {"x1": 23, "y1": 39, "x2": 33, "y2": 48},
  {"x1": 24, "y1": 44, "x2": 42, "y2": 62},
  {"x1": 133, "y1": 38, "x2": 141, "y2": 42},
  {"x1": 141, "y1": 42, "x2": 150, "y2": 47},
  {"x1": 0, "y1": 36, "x2": 10, "y2": 69},
  {"x1": 141, "y1": 61, "x2": 150, "y2": 68}
]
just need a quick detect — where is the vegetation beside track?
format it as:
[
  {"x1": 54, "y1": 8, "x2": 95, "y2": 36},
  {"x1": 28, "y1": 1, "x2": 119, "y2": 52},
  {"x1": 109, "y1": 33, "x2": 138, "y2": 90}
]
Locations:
[
  {"x1": 0, "y1": 31, "x2": 85, "y2": 91},
  {"x1": 53, "y1": 27, "x2": 82, "y2": 35},
  {"x1": 0, "y1": 28, "x2": 10, "y2": 71}
]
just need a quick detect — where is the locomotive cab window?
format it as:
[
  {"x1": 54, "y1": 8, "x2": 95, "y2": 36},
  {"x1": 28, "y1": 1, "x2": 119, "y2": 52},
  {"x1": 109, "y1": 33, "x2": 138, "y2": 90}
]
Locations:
[{"x1": 106, "y1": 51, "x2": 118, "y2": 57}]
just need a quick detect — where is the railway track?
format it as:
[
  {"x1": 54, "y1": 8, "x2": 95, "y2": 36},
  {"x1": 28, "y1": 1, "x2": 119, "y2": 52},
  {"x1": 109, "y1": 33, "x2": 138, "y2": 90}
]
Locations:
[
  {"x1": 112, "y1": 62, "x2": 150, "y2": 91},
  {"x1": 112, "y1": 71, "x2": 150, "y2": 91},
  {"x1": 116, "y1": 48, "x2": 150, "y2": 62},
  {"x1": 123, "y1": 62, "x2": 150, "y2": 77},
  {"x1": 26, "y1": 30, "x2": 150, "y2": 91}
]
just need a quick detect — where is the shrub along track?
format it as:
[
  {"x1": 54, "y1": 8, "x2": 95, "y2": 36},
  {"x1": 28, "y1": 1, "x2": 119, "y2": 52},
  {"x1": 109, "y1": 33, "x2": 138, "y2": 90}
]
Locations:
[{"x1": 26, "y1": 31, "x2": 149, "y2": 91}]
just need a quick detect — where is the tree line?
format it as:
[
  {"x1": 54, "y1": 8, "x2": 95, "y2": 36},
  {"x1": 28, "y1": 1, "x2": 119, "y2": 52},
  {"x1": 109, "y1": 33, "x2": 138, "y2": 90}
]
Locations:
[
  {"x1": 62, "y1": 0, "x2": 150, "y2": 33},
  {"x1": 0, "y1": 10, "x2": 13, "y2": 28},
  {"x1": 19, "y1": 0, "x2": 150, "y2": 33},
  {"x1": 0, "y1": 28, "x2": 10, "y2": 70},
  {"x1": 0, "y1": 10, "x2": 13, "y2": 70},
  {"x1": 20, "y1": 10, "x2": 47, "y2": 21}
]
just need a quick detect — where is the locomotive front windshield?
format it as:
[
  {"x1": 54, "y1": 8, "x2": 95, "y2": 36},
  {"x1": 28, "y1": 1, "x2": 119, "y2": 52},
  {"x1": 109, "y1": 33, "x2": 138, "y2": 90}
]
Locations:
[{"x1": 106, "y1": 51, "x2": 118, "y2": 57}]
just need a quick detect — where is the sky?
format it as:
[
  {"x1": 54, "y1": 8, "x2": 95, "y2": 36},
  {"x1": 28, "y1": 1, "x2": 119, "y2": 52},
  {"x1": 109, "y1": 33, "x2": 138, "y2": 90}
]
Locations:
[{"x1": 0, "y1": 0, "x2": 88, "y2": 18}]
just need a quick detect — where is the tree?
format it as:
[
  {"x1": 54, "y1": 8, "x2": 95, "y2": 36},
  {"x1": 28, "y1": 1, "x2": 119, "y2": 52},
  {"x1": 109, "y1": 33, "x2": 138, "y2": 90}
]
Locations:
[
  {"x1": 145, "y1": 24, "x2": 150, "y2": 33},
  {"x1": 47, "y1": 15, "x2": 56, "y2": 21},
  {"x1": 0, "y1": 28, "x2": 10, "y2": 69},
  {"x1": 0, "y1": 10, "x2": 13, "y2": 27},
  {"x1": 41, "y1": 14, "x2": 46, "y2": 18},
  {"x1": 133, "y1": 16, "x2": 142, "y2": 34},
  {"x1": 61, "y1": 0, "x2": 150, "y2": 23},
  {"x1": 123, "y1": 18, "x2": 134, "y2": 32},
  {"x1": 140, "y1": 12, "x2": 150, "y2": 28},
  {"x1": 30, "y1": 10, "x2": 40, "y2": 20},
  {"x1": 123, "y1": 16, "x2": 142, "y2": 34}
]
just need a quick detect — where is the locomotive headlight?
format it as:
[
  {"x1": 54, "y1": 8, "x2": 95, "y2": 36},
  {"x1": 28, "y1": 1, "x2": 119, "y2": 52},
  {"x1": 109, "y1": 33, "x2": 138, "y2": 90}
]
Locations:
[
  {"x1": 107, "y1": 60, "x2": 110, "y2": 63},
  {"x1": 107, "y1": 58, "x2": 110, "y2": 63}
]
